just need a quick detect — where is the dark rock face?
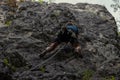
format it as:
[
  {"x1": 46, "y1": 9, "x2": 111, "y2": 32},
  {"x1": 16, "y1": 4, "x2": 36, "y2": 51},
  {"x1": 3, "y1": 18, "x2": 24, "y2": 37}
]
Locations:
[
  {"x1": 0, "y1": 2, "x2": 16, "y2": 25},
  {"x1": 0, "y1": 1, "x2": 119, "y2": 80}
]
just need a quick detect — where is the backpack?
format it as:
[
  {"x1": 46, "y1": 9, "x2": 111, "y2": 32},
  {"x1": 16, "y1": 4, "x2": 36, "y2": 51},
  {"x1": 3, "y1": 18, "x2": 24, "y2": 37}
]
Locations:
[{"x1": 66, "y1": 25, "x2": 78, "y2": 34}]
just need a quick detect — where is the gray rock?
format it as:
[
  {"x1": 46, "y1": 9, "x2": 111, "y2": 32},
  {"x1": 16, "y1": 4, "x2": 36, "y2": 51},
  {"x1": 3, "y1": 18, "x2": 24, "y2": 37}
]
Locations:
[{"x1": 0, "y1": 1, "x2": 119, "y2": 80}]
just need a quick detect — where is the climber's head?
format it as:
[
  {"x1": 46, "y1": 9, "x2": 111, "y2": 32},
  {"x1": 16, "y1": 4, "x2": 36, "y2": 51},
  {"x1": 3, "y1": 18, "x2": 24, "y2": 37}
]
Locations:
[
  {"x1": 67, "y1": 20, "x2": 75, "y2": 25},
  {"x1": 69, "y1": 20, "x2": 74, "y2": 23},
  {"x1": 61, "y1": 20, "x2": 75, "y2": 31}
]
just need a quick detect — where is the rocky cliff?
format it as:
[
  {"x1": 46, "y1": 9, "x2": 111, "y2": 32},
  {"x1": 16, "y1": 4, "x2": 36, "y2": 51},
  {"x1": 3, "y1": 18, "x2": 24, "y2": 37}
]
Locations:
[{"x1": 0, "y1": 1, "x2": 120, "y2": 80}]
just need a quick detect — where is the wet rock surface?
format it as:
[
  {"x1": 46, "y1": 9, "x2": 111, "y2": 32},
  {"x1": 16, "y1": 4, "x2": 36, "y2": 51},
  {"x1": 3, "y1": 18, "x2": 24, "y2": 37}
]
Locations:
[{"x1": 0, "y1": 1, "x2": 120, "y2": 80}]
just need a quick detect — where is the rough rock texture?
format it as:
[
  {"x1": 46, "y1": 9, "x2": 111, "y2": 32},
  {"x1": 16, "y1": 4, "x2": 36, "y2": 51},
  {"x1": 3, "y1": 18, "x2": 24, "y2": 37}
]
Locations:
[
  {"x1": 0, "y1": 1, "x2": 120, "y2": 80},
  {"x1": 0, "y1": 2, "x2": 16, "y2": 27}
]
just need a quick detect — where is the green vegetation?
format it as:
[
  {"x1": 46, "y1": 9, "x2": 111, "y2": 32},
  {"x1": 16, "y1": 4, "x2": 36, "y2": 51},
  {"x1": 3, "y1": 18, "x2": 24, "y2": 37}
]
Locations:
[
  {"x1": 39, "y1": 66, "x2": 46, "y2": 73},
  {"x1": 5, "y1": 21, "x2": 12, "y2": 26},
  {"x1": 82, "y1": 69, "x2": 94, "y2": 80},
  {"x1": 19, "y1": 0, "x2": 25, "y2": 2},
  {"x1": 35, "y1": 0, "x2": 55, "y2": 4},
  {"x1": 104, "y1": 76, "x2": 116, "y2": 80},
  {"x1": 3, "y1": 58, "x2": 9, "y2": 65},
  {"x1": 38, "y1": 0, "x2": 43, "y2": 4},
  {"x1": 3, "y1": 58, "x2": 16, "y2": 72}
]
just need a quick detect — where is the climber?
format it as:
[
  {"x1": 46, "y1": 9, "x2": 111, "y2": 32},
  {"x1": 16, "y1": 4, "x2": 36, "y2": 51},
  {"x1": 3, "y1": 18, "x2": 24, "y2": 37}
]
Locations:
[{"x1": 39, "y1": 20, "x2": 82, "y2": 58}]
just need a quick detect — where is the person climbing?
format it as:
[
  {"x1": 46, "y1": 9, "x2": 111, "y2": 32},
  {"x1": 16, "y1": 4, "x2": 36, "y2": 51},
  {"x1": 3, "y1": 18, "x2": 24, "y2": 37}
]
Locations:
[{"x1": 39, "y1": 20, "x2": 82, "y2": 58}]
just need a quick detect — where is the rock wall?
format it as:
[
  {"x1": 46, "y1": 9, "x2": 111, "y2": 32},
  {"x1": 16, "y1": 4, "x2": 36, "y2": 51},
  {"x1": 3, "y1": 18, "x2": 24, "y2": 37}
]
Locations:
[
  {"x1": 0, "y1": 3, "x2": 15, "y2": 25},
  {"x1": 0, "y1": 1, "x2": 120, "y2": 80}
]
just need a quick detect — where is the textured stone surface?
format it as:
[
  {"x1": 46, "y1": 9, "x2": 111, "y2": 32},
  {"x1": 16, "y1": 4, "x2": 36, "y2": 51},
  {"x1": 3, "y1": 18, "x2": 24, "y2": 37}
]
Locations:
[{"x1": 0, "y1": 1, "x2": 119, "y2": 80}]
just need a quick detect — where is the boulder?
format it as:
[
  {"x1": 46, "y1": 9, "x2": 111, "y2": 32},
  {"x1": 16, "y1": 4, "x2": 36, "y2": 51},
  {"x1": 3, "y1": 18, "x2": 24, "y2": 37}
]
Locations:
[{"x1": 0, "y1": 1, "x2": 119, "y2": 80}]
